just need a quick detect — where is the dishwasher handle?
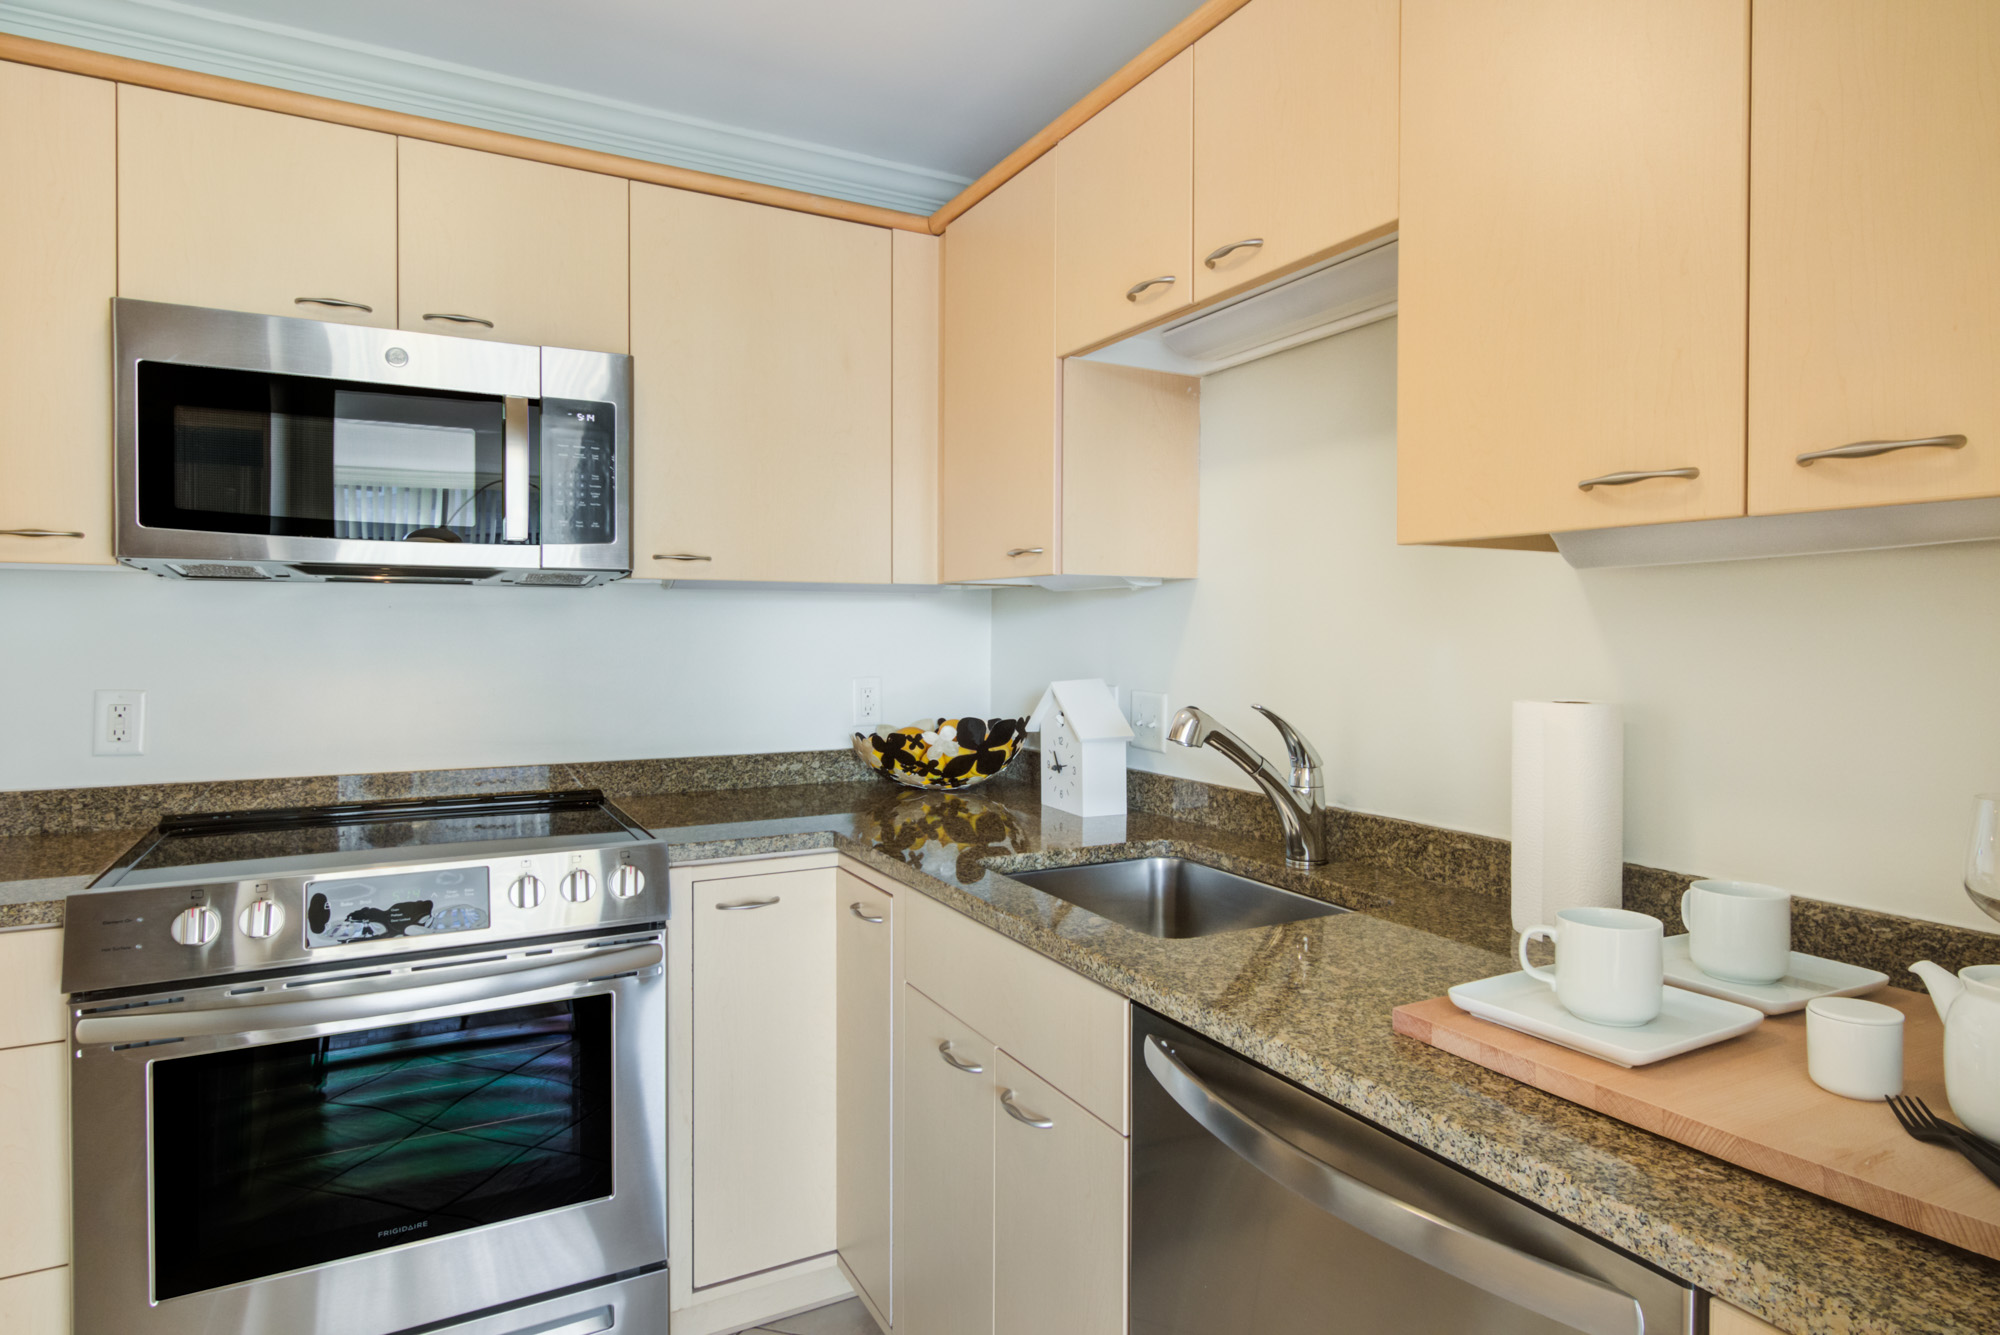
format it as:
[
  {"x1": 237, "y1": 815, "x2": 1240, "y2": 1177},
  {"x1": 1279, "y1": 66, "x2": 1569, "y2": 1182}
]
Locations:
[{"x1": 1142, "y1": 1035, "x2": 1645, "y2": 1335}]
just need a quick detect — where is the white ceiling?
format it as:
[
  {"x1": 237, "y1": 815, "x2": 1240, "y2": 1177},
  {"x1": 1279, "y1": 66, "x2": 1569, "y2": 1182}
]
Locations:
[{"x1": 3, "y1": 0, "x2": 1205, "y2": 211}]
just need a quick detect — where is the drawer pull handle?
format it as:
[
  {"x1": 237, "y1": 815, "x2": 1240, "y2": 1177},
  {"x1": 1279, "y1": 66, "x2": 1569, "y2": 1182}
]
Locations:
[
  {"x1": 653, "y1": 553, "x2": 713, "y2": 562},
  {"x1": 1001, "y1": 1088, "x2": 1055, "y2": 1129},
  {"x1": 938, "y1": 1041, "x2": 984, "y2": 1074},
  {"x1": 716, "y1": 897, "x2": 780, "y2": 911},
  {"x1": 1125, "y1": 275, "x2": 1177, "y2": 301},
  {"x1": 1203, "y1": 238, "x2": 1265, "y2": 268},
  {"x1": 1577, "y1": 467, "x2": 1700, "y2": 492},
  {"x1": 423, "y1": 312, "x2": 496, "y2": 328},
  {"x1": 1005, "y1": 547, "x2": 1044, "y2": 557},
  {"x1": 295, "y1": 296, "x2": 373, "y2": 313},
  {"x1": 1797, "y1": 434, "x2": 1967, "y2": 466},
  {"x1": 849, "y1": 902, "x2": 885, "y2": 923},
  {"x1": 0, "y1": 529, "x2": 84, "y2": 538}
]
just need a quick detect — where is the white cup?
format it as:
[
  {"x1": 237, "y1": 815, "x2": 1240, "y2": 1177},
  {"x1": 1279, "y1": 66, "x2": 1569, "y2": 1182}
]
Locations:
[
  {"x1": 1680, "y1": 879, "x2": 1792, "y2": 985},
  {"x1": 1518, "y1": 907, "x2": 1665, "y2": 1027},
  {"x1": 1806, "y1": 997, "x2": 1904, "y2": 1100}
]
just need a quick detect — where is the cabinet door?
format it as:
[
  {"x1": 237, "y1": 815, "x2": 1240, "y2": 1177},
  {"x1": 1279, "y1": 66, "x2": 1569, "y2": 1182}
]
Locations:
[
  {"x1": 1054, "y1": 49, "x2": 1193, "y2": 355},
  {"x1": 691, "y1": 868, "x2": 836, "y2": 1286},
  {"x1": 993, "y1": 1054, "x2": 1126, "y2": 1335},
  {"x1": 898, "y1": 985, "x2": 995, "y2": 1335},
  {"x1": 0, "y1": 929, "x2": 64, "y2": 1051},
  {"x1": 399, "y1": 139, "x2": 628, "y2": 352},
  {"x1": 118, "y1": 87, "x2": 395, "y2": 326},
  {"x1": 940, "y1": 155, "x2": 1058, "y2": 582},
  {"x1": 630, "y1": 185, "x2": 892, "y2": 582},
  {"x1": 1711, "y1": 1300, "x2": 1786, "y2": 1335},
  {"x1": 0, "y1": 60, "x2": 115, "y2": 567},
  {"x1": 1063, "y1": 361, "x2": 1199, "y2": 579},
  {"x1": 1748, "y1": 0, "x2": 2000, "y2": 515},
  {"x1": 1191, "y1": 0, "x2": 1399, "y2": 303},
  {"x1": 836, "y1": 872, "x2": 894, "y2": 1322},
  {"x1": 0, "y1": 1266, "x2": 68, "y2": 1335},
  {"x1": 0, "y1": 1043, "x2": 69, "y2": 1280},
  {"x1": 1397, "y1": 0, "x2": 1749, "y2": 544}
]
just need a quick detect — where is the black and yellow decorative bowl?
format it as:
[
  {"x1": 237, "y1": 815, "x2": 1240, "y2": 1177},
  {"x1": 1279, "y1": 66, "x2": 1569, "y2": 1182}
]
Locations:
[{"x1": 852, "y1": 717, "x2": 1028, "y2": 791}]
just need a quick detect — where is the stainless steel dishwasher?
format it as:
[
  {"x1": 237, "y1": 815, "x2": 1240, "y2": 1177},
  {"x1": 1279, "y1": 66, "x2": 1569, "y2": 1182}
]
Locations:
[{"x1": 1133, "y1": 1009, "x2": 1700, "y2": 1335}]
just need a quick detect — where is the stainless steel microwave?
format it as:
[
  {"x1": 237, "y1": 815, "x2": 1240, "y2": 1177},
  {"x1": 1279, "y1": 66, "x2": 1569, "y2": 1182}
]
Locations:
[{"x1": 114, "y1": 299, "x2": 631, "y2": 585}]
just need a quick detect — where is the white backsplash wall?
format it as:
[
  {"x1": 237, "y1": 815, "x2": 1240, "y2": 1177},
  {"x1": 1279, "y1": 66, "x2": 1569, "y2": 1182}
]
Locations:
[
  {"x1": 0, "y1": 572, "x2": 991, "y2": 791},
  {"x1": 991, "y1": 317, "x2": 2000, "y2": 931}
]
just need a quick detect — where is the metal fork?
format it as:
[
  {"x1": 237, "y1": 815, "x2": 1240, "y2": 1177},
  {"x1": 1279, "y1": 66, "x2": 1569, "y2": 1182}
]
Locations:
[{"x1": 1886, "y1": 1094, "x2": 2000, "y2": 1187}]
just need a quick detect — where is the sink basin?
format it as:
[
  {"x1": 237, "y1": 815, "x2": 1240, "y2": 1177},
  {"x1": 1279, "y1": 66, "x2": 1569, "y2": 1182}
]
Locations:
[{"x1": 1005, "y1": 857, "x2": 1347, "y2": 939}]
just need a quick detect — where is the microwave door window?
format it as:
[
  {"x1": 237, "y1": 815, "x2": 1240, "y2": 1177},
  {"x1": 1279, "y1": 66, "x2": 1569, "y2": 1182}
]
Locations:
[{"x1": 332, "y1": 391, "x2": 519, "y2": 544}]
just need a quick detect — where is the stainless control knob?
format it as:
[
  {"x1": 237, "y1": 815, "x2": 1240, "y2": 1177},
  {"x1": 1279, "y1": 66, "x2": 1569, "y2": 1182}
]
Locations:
[
  {"x1": 610, "y1": 864, "x2": 646, "y2": 899},
  {"x1": 238, "y1": 899, "x2": 285, "y2": 939},
  {"x1": 559, "y1": 869, "x2": 595, "y2": 903},
  {"x1": 170, "y1": 905, "x2": 222, "y2": 947},
  {"x1": 508, "y1": 874, "x2": 545, "y2": 909}
]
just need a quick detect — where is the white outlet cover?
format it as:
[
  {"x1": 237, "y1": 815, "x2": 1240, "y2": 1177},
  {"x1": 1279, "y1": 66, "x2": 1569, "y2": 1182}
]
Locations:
[
  {"x1": 1131, "y1": 691, "x2": 1168, "y2": 752},
  {"x1": 93, "y1": 689, "x2": 146, "y2": 756},
  {"x1": 852, "y1": 677, "x2": 882, "y2": 728}
]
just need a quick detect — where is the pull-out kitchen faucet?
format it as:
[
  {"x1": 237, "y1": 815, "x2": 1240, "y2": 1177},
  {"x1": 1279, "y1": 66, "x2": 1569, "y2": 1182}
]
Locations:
[{"x1": 1166, "y1": 705, "x2": 1328, "y2": 868}]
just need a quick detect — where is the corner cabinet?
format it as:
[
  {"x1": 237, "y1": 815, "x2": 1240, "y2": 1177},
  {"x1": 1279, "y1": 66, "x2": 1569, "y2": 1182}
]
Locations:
[
  {"x1": 1396, "y1": 0, "x2": 1750, "y2": 545},
  {"x1": 0, "y1": 60, "x2": 116, "y2": 568}
]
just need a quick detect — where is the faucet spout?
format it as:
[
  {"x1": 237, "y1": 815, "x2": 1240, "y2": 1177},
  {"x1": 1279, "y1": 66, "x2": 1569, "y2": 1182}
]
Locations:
[{"x1": 1168, "y1": 706, "x2": 1328, "y2": 869}]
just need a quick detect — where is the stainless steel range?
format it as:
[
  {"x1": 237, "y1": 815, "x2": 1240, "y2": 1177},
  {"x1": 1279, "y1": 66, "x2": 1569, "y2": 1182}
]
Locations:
[{"x1": 61, "y1": 790, "x2": 670, "y2": 1335}]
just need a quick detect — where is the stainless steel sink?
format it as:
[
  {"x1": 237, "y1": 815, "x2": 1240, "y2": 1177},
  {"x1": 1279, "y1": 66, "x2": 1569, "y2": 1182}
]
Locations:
[{"x1": 1006, "y1": 857, "x2": 1347, "y2": 939}]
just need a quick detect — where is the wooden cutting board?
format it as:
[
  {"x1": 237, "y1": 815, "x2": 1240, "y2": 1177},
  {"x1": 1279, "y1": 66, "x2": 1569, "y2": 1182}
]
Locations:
[{"x1": 1393, "y1": 986, "x2": 2000, "y2": 1260}]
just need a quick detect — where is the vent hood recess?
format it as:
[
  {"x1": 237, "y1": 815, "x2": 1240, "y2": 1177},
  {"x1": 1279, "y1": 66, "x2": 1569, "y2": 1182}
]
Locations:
[{"x1": 1081, "y1": 236, "x2": 1397, "y2": 377}]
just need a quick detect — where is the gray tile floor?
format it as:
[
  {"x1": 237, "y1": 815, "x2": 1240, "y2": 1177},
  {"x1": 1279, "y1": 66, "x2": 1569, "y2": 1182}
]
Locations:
[{"x1": 747, "y1": 1296, "x2": 883, "y2": 1335}]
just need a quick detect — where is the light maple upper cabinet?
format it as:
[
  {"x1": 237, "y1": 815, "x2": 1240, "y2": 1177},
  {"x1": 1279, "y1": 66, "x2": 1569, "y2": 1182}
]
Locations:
[
  {"x1": 398, "y1": 138, "x2": 628, "y2": 352},
  {"x1": 1748, "y1": 0, "x2": 2000, "y2": 517},
  {"x1": 1191, "y1": 0, "x2": 1399, "y2": 304},
  {"x1": 1054, "y1": 48, "x2": 1193, "y2": 355},
  {"x1": 1063, "y1": 362, "x2": 1199, "y2": 580},
  {"x1": 1397, "y1": 0, "x2": 1750, "y2": 545},
  {"x1": 0, "y1": 60, "x2": 115, "y2": 568},
  {"x1": 941, "y1": 154, "x2": 1060, "y2": 582},
  {"x1": 631, "y1": 184, "x2": 892, "y2": 583},
  {"x1": 118, "y1": 87, "x2": 396, "y2": 326}
]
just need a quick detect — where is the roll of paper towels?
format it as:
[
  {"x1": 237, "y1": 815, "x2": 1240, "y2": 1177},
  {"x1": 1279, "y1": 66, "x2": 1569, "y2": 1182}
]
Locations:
[{"x1": 1511, "y1": 701, "x2": 1624, "y2": 934}]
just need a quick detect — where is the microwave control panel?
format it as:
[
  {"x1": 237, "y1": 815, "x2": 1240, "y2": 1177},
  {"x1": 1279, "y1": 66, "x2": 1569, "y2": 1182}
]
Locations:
[{"x1": 541, "y1": 398, "x2": 616, "y2": 546}]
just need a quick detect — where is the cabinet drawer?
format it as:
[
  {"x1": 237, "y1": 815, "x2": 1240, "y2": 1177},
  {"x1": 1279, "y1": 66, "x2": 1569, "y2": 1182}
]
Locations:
[
  {"x1": 0, "y1": 1265, "x2": 68, "y2": 1335},
  {"x1": 905, "y1": 891, "x2": 1128, "y2": 1132},
  {"x1": 0, "y1": 930, "x2": 64, "y2": 1051},
  {"x1": 0, "y1": 1043, "x2": 69, "y2": 1280}
]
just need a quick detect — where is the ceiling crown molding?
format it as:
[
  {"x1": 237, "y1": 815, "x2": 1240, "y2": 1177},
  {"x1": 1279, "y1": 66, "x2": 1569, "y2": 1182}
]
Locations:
[{"x1": 0, "y1": 0, "x2": 969, "y2": 213}]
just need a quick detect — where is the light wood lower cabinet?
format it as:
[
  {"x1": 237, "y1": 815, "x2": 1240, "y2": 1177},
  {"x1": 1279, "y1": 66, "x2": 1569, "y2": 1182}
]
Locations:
[
  {"x1": 898, "y1": 985, "x2": 997, "y2": 1335},
  {"x1": 0, "y1": 929, "x2": 65, "y2": 1051},
  {"x1": 0, "y1": 1043, "x2": 69, "y2": 1284},
  {"x1": 836, "y1": 871, "x2": 895, "y2": 1324},
  {"x1": 0, "y1": 59, "x2": 115, "y2": 568},
  {"x1": 1710, "y1": 1298, "x2": 1787, "y2": 1335},
  {"x1": 0, "y1": 1266, "x2": 69, "y2": 1335},
  {"x1": 117, "y1": 85, "x2": 397, "y2": 326}
]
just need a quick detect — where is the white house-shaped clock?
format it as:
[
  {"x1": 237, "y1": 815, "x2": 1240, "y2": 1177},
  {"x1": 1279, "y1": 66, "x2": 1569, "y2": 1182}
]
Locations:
[{"x1": 1026, "y1": 678, "x2": 1134, "y2": 817}]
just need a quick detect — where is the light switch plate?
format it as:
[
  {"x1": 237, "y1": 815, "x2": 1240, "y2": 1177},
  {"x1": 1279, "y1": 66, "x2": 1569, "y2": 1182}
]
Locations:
[
  {"x1": 94, "y1": 689, "x2": 146, "y2": 756},
  {"x1": 1131, "y1": 691, "x2": 1168, "y2": 752}
]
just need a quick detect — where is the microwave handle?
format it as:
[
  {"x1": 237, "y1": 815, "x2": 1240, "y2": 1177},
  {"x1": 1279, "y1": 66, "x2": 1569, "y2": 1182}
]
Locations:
[
  {"x1": 1141, "y1": 1036, "x2": 1644, "y2": 1335},
  {"x1": 504, "y1": 395, "x2": 533, "y2": 543}
]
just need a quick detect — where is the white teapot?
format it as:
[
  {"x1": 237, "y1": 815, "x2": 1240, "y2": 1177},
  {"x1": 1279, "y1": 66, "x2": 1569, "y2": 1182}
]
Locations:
[{"x1": 1910, "y1": 960, "x2": 2000, "y2": 1141}]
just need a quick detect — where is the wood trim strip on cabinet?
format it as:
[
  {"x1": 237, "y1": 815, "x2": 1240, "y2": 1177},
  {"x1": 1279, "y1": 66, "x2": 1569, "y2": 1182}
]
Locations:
[
  {"x1": 925, "y1": 0, "x2": 1257, "y2": 233},
  {"x1": 0, "y1": 31, "x2": 934, "y2": 234}
]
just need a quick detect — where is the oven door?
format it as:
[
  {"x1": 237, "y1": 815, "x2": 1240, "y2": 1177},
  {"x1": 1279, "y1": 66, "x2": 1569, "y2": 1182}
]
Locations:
[{"x1": 69, "y1": 932, "x2": 666, "y2": 1335}]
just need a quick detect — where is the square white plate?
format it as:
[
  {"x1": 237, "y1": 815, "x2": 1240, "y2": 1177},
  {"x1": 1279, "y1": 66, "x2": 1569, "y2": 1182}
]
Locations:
[
  {"x1": 1661, "y1": 935, "x2": 1888, "y2": 1015},
  {"x1": 1446, "y1": 971, "x2": 1764, "y2": 1067}
]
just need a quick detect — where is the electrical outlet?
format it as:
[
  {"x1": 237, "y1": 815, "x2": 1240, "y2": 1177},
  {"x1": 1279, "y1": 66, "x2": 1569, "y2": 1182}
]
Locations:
[
  {"x1": 94, "y1": 689, "x2": 146, "y2": 756},
  {"x1": 1131, "y1": 691, "x2": 1169, "y2": 752},
  {"x1": 852, "y1": 677, "x2": 882, "y2": 728}
]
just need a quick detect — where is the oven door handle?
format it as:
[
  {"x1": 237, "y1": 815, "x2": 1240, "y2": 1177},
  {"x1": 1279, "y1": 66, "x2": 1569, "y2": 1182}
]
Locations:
[
  {"x1": 1142, "y1": 1036, "x2": 1645, "y2": 1335},
  {"x1": 74, "y1": 943, "x2": 662, "y2": 1047}
]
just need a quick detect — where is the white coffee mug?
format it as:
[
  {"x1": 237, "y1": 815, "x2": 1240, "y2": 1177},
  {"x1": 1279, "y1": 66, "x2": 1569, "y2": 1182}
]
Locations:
[
  {"x1": 1518, "y1": 907, "x2": 1665, "y2": 1027},
  {"x1": 1680, "y1": 879, "x2": 1791, "y2": 985}
]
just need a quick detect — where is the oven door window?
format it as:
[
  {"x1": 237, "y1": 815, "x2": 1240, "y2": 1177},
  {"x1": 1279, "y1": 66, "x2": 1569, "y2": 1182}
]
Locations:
[
  {"x1": 137, "y1": 362, "x2": 538, "y2": 545},
  {"x1": 150, "y1": 996, "x2": 612, "y2": 1301}
]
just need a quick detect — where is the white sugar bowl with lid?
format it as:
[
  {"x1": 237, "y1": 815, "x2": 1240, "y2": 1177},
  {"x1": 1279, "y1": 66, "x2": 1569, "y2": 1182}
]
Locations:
[{"x1": 1805, "y1": 997, "x2": 1905, "y2": 1101}]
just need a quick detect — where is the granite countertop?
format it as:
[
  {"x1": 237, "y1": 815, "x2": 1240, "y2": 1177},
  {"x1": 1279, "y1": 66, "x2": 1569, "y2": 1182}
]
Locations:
[{"x1": 8, "y1": 778, "x2": 1998, "y2": 1333}]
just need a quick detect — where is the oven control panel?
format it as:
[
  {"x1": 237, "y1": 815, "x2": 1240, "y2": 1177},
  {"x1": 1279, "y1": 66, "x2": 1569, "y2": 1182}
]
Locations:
[{"x1": 61, "y1": 840, "x2": 667, "y2": 996}]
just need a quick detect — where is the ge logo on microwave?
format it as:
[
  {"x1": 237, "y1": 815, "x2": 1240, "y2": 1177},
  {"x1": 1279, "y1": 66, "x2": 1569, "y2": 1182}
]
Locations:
[{"x1": 384, "y1": 347, "x2": 409, "y2": 367}]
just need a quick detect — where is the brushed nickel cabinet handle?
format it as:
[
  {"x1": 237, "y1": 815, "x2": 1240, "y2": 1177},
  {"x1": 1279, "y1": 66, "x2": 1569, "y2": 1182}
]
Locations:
[
  {"x1": 652, "y1": 553, "x2": 713, "y2": 562},
  {"x1": 938, "y1": 1041, "x2": 985, "y2": 1074},
  {"x1": 0, "y1": 529, "x2": 85, "y2": 538},
  {"x1": 849, "y1": 902, "x2": 885, "y2": 923},
  {"x1": 1797, "y1": 434, "x2": 1967, "y2": 466},
  {"x1": 1000, "y1": 1088, "x2": 1055, "y2": 1129},
  {"x1": 1577, "y1": 467, "x2": 1700, "y2": 492},
  {"x1": 1203, "y1": 238, "x2": 1265, "y2": 268},
  {"x1": 1006, "y1": 547, "x2": 1044, "y2": 557},
  {"x1": 716, "y1": 897, "x2": 780, "y2": 911},
  {"x1": 1125, "y1": 275, "x2": 1177, "y2": 301},
  {"x1": 423, "y1": 312, "x2": 495, "y2": 328},
  {"x1": 295, "y1": 297, "x2": 374, "y2": 313}
]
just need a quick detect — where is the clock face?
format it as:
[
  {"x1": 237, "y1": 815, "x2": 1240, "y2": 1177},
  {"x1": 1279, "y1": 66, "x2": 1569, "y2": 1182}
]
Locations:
[{"x1": 1045, "y1": 715, "x2": 1078, "y2": 805}]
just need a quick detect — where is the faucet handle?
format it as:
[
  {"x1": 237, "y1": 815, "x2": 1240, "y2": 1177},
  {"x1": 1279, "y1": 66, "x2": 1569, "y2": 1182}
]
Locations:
[{"x1": 1252, "y1": 705, "x2": 1322, "y2": 777}]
